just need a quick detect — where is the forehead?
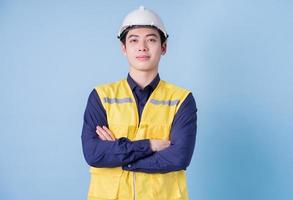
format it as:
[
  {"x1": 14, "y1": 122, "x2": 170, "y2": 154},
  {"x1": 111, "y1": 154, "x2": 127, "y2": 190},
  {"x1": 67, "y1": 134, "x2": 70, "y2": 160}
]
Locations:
[{"x1": 126, "y1": 27, "x2": 160, "y2": 38}]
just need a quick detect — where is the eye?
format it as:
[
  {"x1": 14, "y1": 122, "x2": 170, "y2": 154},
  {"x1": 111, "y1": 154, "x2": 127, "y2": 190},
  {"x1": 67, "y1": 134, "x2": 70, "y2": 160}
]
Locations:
[
  {"x1": 129, "y1": 39, "x2": 138, "y2": 43},
  {"x1": 148, "y1": 38, "x2": 157, "y2": 42}
]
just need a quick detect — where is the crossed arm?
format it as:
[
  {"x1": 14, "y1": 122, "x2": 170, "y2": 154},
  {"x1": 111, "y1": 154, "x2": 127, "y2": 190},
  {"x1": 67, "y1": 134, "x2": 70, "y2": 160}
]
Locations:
[
  {"x1": 96, "y1": 125, "x2": 170, "y2": 152},
  {"x1": 81, "y1": 89, "x2": 197, "y2": 172}
]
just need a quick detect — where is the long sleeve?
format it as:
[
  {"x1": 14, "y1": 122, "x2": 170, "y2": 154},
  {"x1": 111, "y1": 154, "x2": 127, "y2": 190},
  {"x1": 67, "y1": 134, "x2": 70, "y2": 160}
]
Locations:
[
  {"x1": 81, "y1": 89, "x2": 154, "y2": 168},
  {"x1": 122, "y1": 93, "x2": 197, "y2": 173}
]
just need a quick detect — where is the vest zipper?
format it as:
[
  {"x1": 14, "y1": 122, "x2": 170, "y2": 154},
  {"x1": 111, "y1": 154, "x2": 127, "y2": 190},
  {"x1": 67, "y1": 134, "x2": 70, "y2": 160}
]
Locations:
[
  {"x1": 133, "y1": 172, "x2": 136, "y2": 200},
  {"x1": 125, "y1": 79, "x2": 162, "y2": 200}
]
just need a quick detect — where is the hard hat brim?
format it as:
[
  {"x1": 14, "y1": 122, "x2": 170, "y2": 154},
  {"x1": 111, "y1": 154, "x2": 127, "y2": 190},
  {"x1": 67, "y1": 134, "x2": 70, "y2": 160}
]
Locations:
[{"x1": 117, "y1": 25, "x2": 169, "y2": 40}]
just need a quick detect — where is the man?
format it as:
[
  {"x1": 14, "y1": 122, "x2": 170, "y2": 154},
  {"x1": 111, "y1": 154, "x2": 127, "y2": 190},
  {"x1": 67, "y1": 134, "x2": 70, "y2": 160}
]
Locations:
[{"x1": 82, "y1": 6, "x2": 197, "y2": 200}]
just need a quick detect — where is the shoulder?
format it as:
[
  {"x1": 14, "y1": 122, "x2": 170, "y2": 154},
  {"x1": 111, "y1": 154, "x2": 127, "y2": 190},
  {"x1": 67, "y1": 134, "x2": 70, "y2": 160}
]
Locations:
[
  {"x1": 160, "y1": 80, "x2": 191, "y2": 95},
  {"x1": 94, "y1": 79, "x2": 127, "y2": 92}
]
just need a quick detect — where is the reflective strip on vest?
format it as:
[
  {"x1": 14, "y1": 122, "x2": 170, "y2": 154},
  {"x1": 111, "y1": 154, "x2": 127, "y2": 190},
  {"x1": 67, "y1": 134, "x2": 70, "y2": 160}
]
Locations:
[
  {"x1": 104, "y1": 97, "x2": 133, "y2": 104},
  {"x1": 150, "y1": 99, "x2": 180, "y2": 106}
]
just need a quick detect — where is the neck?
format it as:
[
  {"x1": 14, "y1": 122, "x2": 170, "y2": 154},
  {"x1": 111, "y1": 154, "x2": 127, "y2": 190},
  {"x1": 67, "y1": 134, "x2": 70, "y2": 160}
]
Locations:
[{"x1": 129, "y1": 68, "x2": 158, "y2": 89}]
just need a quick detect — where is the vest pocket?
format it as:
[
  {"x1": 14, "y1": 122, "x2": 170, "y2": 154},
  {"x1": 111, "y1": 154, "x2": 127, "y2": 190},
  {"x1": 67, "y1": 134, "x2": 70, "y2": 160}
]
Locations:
[
  {"x1": 151, "y1": 172, "x2": 182, "y2": 199},
  {"x1": 88, "y1": 167, "x2": 123, "y2": 199}
]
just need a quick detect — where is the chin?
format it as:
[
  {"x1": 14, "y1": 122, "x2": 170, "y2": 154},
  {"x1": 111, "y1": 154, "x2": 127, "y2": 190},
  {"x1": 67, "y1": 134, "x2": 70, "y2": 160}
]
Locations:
[
  {"x1": 130, "y1": 63, "x2": 152, "y2": 71},
  {"x1": 134, "y1": 67, "x2": 151, "y2": 72}
]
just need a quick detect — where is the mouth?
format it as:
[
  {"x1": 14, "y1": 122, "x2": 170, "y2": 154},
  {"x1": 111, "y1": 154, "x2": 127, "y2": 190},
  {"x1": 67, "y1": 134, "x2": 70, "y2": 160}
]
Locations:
[{"x1": 136, "y1": 55, "x2": 150, "y2": 61}]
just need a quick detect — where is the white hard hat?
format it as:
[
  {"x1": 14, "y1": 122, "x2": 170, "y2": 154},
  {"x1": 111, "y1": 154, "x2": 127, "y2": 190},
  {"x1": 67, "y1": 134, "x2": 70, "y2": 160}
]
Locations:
[{"x1": 117, "y1": 6, "x2": 168, "y2": 39}]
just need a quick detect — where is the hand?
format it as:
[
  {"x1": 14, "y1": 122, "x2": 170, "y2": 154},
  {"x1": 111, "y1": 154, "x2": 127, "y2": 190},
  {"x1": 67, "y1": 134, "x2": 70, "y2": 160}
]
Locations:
[
  {"x1": 96, "y1": 126, "x2": 116, "y2": 141},
  {"x1": 150, "y1": 140, "x2": 170, "y2": 151}
]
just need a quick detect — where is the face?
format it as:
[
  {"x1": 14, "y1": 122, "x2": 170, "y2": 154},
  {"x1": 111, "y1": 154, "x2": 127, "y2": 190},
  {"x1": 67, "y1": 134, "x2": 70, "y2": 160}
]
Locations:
[{"x1": 121, "y1": 27, "x2": 167, "y2": 73}]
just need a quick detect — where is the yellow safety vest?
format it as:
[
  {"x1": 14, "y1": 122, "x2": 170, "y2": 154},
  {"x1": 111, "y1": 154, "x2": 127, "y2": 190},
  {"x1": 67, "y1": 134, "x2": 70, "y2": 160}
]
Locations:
[{"x1": 88, "y1": 79, "x2": 190, "y2": 200}]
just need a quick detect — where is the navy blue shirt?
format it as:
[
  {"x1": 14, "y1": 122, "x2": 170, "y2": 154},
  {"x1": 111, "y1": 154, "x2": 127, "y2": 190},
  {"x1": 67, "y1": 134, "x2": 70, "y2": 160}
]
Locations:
[{"x1": 81, "y1": 73, "x2": 197, "y2": 173}]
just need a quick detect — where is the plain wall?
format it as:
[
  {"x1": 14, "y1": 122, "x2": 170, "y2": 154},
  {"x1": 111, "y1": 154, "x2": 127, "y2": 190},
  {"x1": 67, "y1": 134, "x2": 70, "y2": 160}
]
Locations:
[{"x1": 1, "y1": 0, "x2": 292, "y2": 199}]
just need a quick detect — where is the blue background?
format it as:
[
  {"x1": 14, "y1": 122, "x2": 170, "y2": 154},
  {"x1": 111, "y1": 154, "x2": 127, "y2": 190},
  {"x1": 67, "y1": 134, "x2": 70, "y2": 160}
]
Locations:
[{"x1": 1, "y1": 0, "x2": 292, "y2": 199}]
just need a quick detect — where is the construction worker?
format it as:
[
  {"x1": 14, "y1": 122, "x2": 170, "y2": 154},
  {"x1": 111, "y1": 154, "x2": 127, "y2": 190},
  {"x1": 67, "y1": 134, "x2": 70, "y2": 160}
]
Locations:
[{"x1": 81, "y1": 6, "x2": 197, "y2": 200}]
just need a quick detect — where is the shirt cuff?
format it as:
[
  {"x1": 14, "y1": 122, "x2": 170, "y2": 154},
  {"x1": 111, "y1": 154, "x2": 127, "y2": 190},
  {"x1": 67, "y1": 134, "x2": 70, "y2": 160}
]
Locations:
[
  {"x1": 122, "y1": 139, "x2": 153, "y2": 171},
  {"x1": 132, "y1": 139, "x2": 153, "y2": 154}
]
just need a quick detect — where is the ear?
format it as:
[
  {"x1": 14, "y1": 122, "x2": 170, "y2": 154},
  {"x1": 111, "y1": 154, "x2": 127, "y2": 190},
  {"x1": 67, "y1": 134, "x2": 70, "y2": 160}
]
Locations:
[
  {"x1": 161, "y1": 42, "x2": 167, "y2": 55},
  {"x1": 120, "y1": 42, "x2": 127, "y2": 56}
]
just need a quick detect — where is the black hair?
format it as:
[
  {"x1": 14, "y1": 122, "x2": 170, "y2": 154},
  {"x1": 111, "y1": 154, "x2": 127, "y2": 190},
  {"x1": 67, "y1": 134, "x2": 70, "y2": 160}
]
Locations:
[{"x1": 118, "y1": 25, "x2": 168, "y2": 46}]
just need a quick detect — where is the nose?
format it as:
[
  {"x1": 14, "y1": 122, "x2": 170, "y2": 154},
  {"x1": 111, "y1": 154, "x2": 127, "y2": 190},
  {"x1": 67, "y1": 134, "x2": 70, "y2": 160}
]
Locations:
[{"x1": 138, "y1": 40, "x2": 148, "y2": 52}]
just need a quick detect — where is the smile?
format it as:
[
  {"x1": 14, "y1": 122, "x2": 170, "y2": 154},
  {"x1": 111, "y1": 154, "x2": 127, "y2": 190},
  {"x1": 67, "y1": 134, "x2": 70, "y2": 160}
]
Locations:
[{"x1": 136, "y1": 55, "x2": 150, "y2": 61}]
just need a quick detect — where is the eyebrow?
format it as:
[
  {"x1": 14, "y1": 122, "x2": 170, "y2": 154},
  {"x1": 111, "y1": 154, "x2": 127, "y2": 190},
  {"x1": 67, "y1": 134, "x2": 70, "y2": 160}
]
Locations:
[{"x1": 127, "y1": 33, "x2": 159, "y2": 39}]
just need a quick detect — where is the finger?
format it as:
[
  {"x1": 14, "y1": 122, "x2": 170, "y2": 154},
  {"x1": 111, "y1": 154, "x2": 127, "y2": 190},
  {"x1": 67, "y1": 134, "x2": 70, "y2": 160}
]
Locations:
[
  {"x1": 96, "y1": 129, "x2": 107, "y2": 140},
  {"x1": 96, "y1": 125, "x2": 101, "y2": 133},
  {"x1": 102, "y1": 126, "x2": 116, "y2": 140},
  {"x1": 96, "y1": 125, "x2": 101, "y2": 132},
  {"x1": 97, "y1": 126, "x2": 113, "y2": 141}
]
